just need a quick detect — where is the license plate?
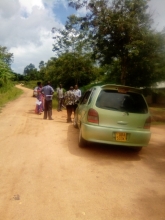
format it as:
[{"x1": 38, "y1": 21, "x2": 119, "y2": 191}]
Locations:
[{"x1": 116, "y1": 132, "x2": 127, "y2": 141}]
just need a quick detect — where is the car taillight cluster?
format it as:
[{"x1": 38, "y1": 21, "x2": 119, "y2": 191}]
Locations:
[
  {"x1": 87, "y1": 108, "x2": 99, "y2": 124},
  {"x1": 144, "y1": 116, "x2": 151, "y2": 129}
]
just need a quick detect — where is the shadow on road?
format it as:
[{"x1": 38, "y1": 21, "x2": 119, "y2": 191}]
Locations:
[
  {"x1": 28, "y1": 109, "x2": 35, "y2": 114},
  {"x1": 135, "y1": 188, "x2": 165, "y2": 218},
  {"x1": 67, "y1": 125, "x2": 141, "y2": 162},
  {"x1": 67, "y1": 124, "x2": 165, "y2": 172}
]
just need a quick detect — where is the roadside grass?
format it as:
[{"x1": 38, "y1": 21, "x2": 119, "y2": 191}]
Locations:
[
  {"x1": 52, "y1": 96, "x2": 58, "y2": 109},
  {"x1": 0, "y1": 86, "x2": 23, "y2": 112}
]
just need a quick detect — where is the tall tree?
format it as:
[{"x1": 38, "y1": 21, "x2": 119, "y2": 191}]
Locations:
[
  {"x1": 46, "y1": 52, "x2": 97, "y2": 88},
  {"x1": 39, "y1": 61, "x2": 45, "y2": 70},
  {"x1": 52, "y1": 15, "x2": 97, "y2": 86},
  {"x1": 23, "y1": 63, "x2": 38, "y2": 80},
  {"x1": 68, "y1": 0, "x2": 165, "y2": 87},
  {"x1": 38, "y1": 61, "x2": 46, "y2": 80},
  {"x1": 0, "y1": 60, "x2": 13, "y2": 86},
  {"x1": 0, "y1": 45, "x2": 13, "y2": 86},
  {"x1": 0, "y1": 46, "x2": 13, "y2": 66},
  {"x1": 52, "y1": 15, "x2": 91, "y2": 57}
]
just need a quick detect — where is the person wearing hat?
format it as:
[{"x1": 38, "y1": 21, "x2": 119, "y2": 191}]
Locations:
[{"x1": 64, "y1": 86, "x2": 76, "y2": 123}]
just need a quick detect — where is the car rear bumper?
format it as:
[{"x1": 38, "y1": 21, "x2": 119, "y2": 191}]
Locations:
[{"x1": 81, "y1": 123, "x2": 151, "y2": 147}]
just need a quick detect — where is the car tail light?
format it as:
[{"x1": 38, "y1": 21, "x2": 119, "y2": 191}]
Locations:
[
  {"x1": 144, "y1": 116, "x2": 151, "y2": 129},
  {"x1": 87, "y1": 108, "x2": 99, "y2": 124}
]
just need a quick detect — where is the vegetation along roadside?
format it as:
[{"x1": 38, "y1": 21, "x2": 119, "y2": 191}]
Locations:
[{"x1": 0, "y1": 85, "x2": 23, "y2": 112}]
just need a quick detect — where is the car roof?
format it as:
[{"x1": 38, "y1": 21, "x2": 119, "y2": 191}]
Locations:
[{"x1": 91, "y1": 84, "x2": 142, "y2": 94}]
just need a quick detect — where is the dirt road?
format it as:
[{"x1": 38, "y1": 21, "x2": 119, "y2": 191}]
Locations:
[{"x1": 0, "y1": 85, "x2": 165, "y2": 220}]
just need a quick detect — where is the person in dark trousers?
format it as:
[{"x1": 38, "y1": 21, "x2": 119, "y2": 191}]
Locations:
[
  {"x1": 73, "y1": 84, "x2": 81, "y2": 114},
  {"x1": 64, "y1": 86, "x2": 76, "y2": 123},
  {"x1": 41, "y1": 81, "x2": 54, "y2": 120},
  {"x1": 56, "y1": 83, "x2": 64, "y2": 111}
]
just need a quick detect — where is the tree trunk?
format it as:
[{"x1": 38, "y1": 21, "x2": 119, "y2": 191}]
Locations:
[{"x1": 120, "y1": 57, "x2": 127, "y2": 85}]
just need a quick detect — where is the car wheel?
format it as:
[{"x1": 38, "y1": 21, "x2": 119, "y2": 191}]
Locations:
[{"x1": 78, "y1": 126, "x2": 87, "y2": 148}]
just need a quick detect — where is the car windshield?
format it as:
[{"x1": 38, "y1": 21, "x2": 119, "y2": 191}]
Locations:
[{"x1": 96, "y1": 89, "x2": 148, "y2": 113}]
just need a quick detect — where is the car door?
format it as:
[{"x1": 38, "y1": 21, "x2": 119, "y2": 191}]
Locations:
[{"x1": 77, "y1": 90, "x2": 92, "y2": 127}]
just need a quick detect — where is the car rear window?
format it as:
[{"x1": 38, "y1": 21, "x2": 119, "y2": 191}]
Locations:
[{"x1": 96, "y1": 90, "x2": 148, "y2": 113}]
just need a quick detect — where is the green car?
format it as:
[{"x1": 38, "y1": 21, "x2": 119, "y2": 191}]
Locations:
[{"x1": 74, "y1": 84, "x2": 151, "y2": 151}]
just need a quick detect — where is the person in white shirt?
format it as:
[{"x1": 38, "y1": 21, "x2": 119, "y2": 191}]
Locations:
[
  {"x1": 56, "y1": 84, "x2": 64, "y2": 111},
  {"x1": 64, "y1": 86, "x2": 76, "y2": 123},
  {"x1": 73, "y1": 84, "x2": 81, "y2": 114}
]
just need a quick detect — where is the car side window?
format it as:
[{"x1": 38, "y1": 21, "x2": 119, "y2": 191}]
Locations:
[
  {"x1": 80, "y1": 91, "x2": 91, "y2": 104},
  {"x1": 88, "y1": 88, "x2": 96, "y2": 105}
]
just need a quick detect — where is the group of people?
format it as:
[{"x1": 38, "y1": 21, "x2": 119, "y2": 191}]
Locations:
[{"x1": 35, "y1": 81, "x2": 81, "y2": 122}]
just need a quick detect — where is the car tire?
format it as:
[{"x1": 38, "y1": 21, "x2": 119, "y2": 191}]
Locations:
[{"x1": 78, "y1": 126, "x2": 87, "y2": 148}]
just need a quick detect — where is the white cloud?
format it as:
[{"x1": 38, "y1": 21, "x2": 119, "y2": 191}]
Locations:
[
  {"x1": 0, "y1": 0, "x2": 64, "y2": 74},
  {"x1": 10, "y1": 32, "x2": 54, "y2": 73},
  {"x1": 19, "y1": 0, "x2": 44, "y2": 13},
  {"x1": 0, "y1": 0, "x2": 20, "y2": 18}
]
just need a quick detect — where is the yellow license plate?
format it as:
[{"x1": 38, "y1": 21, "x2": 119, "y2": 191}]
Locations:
[{"x1": 116, "y1": 132, "x2": 127, "y2": 141}]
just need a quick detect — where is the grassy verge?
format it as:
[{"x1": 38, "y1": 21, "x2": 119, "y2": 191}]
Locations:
[
  {"x1": 0, "y1": 86, "x2": 23, "y2": 112},
  {"x1": 52, "y1": 96, "x2": 58, "y2": 110}
]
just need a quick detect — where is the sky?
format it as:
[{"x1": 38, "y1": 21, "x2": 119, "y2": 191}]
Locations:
[{"x1": 0, "y1": 0, "x2": 165, "y2": 74}]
